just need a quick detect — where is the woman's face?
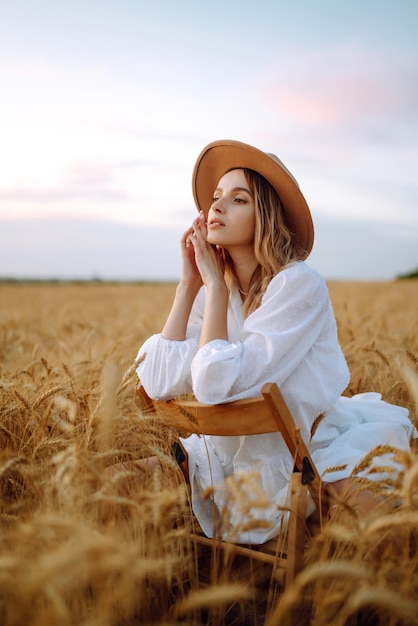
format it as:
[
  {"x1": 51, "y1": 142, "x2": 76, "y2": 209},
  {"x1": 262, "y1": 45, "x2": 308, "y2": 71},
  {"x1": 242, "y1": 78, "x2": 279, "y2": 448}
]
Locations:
[{"x1": 206, "y1": 169, "x2": 256, "y2": 250}]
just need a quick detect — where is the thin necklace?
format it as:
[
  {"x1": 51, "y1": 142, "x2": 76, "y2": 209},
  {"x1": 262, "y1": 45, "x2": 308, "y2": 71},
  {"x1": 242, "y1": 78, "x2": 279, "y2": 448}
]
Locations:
[{"x1": 238, "y1": 286, "x2": 248, "y2": 296}]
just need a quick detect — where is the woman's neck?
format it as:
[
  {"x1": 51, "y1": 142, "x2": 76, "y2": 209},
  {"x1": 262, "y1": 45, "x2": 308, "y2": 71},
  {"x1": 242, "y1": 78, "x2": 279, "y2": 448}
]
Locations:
[
  {"x1": 222, "y1": 244, "x2": 257, "y2": 294},
  {"x1": 231, "y1": 257, "x2": 258, "y2": 295}
]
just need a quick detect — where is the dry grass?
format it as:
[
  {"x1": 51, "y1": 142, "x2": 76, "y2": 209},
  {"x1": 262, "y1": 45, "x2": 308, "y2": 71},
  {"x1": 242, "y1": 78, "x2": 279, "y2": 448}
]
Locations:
[{"x1": 0, "y1": 279, "x2": 417, "y2": 625}]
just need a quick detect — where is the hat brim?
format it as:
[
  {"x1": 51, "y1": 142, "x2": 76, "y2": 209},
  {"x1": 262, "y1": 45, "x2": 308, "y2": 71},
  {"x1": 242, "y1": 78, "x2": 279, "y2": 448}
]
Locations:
[{"x1": 192, "y1": 139, "x2": 314, "y2": 258}]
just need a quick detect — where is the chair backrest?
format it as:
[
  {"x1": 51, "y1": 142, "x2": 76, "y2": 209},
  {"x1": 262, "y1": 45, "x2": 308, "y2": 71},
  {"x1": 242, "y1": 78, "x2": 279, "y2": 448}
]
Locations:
[{"x1": 137, "y1": 381, "x2": 327, "y2": 515}]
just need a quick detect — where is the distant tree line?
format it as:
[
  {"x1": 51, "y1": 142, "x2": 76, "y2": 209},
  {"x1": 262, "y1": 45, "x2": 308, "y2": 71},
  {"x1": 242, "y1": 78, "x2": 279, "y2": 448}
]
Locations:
[{"x1": 397, "y1": 266, "x2": 418, "y2": 279}]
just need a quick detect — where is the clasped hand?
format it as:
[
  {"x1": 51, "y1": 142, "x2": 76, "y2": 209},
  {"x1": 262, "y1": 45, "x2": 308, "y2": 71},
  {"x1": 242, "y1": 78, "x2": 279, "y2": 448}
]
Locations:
[{"x1": 181, "y1": 211, "x2": 225, "y2": 290}]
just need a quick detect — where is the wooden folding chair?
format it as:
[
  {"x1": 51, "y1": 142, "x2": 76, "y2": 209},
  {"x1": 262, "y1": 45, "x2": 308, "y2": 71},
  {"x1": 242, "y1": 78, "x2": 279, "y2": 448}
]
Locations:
[{"x1": 136, "y1": 381, "x2": 328, "y2": 590}]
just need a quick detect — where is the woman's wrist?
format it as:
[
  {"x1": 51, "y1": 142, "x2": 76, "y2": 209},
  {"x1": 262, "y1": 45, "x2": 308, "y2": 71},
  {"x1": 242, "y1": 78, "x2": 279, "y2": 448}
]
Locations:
[
  {"x1": 199, "y1": 282, "x2": 228, "y2": 347},
  {"x1": 161, "y1": 281, "x2": 200, "y2": 341},
  {"x1": 176, "y1": 280, "x2": 201, "y2": 300},
  {"x1": 204, "y1": 279, "x2": 228, "y2": 295}
]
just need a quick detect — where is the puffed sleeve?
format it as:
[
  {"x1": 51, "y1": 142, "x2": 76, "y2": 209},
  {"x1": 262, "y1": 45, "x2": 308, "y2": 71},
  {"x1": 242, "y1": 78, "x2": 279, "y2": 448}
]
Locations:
[
  {"x1": 191, "y1": 263, "x2": 335, "y2": 404},
  {"x1": 136, "y1": 288, "x2": 205, "y2": 400}
]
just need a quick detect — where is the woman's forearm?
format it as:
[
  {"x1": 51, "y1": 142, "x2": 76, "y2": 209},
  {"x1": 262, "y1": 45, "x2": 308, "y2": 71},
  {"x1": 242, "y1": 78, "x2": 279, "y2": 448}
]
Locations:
[
  {"x1": 162, "y1": 282, "x2": 200, "y2": 340},
  {"x1": 199, "y1": 283, "x2": 228, "y2": 347}
]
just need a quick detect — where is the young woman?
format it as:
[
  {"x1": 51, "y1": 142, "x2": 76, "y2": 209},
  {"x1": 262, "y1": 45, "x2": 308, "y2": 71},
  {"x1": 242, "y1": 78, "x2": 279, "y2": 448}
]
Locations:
[{"x1": 135, "y1": 140, "x2": 416, "y2": 543}]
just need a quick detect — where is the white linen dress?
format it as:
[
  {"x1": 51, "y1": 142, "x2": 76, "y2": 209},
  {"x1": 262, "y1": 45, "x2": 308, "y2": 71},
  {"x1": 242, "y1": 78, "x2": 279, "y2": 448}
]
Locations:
[{"x1": 136, "y1": 261, "x2": 416, "y2": 544}]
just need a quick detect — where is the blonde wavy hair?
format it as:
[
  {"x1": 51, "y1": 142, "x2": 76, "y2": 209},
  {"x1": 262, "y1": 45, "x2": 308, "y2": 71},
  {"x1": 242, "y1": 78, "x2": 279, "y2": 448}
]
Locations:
[{"x1": 222, "y1": 168, "x2": 307, "y2": 317}]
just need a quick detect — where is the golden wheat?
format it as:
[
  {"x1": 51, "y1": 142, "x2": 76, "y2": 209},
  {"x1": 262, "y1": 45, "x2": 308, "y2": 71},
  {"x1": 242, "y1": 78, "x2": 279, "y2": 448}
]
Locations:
[{"x1": 0, "y1": 279, "x2": 417, "y2": 625}]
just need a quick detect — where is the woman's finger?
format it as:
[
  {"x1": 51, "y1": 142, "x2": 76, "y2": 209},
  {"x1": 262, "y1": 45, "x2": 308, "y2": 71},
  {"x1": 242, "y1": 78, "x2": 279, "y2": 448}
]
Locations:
[{"x1": 181, "y1": 225, "x2": 196, "y2": 249}]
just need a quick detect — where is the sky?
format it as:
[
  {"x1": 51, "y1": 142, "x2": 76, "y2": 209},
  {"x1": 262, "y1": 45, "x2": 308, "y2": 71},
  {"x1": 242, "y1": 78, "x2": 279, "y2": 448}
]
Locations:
[{"x1": 0, "y1": 0, "x2": 417, "y2": 281}]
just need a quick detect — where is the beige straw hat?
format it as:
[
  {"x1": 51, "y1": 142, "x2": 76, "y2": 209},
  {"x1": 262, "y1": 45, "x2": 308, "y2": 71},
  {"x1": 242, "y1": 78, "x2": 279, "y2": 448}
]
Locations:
[{"x1": 192, "y1": 139, "x2": 314, "y2": 257}]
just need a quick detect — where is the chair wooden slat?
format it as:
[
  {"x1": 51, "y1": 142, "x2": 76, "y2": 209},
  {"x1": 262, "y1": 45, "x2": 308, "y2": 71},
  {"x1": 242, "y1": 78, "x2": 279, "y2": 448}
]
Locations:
[
  {"x1": 261, "y1": 382, "x2": 327, "y2": 518},
  {"x1": 152, "y1": 395, "x2": 278, "y2": 435}
]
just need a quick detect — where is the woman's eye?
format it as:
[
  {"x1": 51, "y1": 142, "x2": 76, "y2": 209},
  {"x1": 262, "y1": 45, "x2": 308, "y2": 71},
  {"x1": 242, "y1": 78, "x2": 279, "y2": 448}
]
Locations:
[
  {"x1": 212, "y1": 196, "x2": 221, "y2": 203},
  {"x1": 234, "y1": 197, "x2": 245, "y2": 203}
]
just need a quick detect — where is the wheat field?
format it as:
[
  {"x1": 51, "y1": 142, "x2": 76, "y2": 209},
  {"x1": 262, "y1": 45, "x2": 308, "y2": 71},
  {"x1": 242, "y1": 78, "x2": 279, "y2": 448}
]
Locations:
[{"x1": 0, "y1": 280, "x2": 417, "y2": 626}]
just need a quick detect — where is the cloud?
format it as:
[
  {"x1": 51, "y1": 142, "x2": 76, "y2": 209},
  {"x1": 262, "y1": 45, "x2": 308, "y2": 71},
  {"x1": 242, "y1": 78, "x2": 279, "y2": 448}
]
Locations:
[
  {"x1": 0, "y1": 187, "x2": 130, "y2": 205},
  {"x1": 0, "y1": 160, "x2": 132, "y2": 212},
  {"x1": 263, "y1": 46, "x2": 418, "y2": 131},
  {"x1": 245, "y1": 46, "x2": 418, "y2": 229},
  {"x1": 0, "y1": 155, "x2": 194, "y2": 227}
]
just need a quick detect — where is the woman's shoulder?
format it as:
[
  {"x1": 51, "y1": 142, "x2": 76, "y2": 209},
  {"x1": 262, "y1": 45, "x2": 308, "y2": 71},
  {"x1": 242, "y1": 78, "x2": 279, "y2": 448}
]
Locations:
[{"x1": 270, "y1": 261, "x2": 326, "y2": 290}]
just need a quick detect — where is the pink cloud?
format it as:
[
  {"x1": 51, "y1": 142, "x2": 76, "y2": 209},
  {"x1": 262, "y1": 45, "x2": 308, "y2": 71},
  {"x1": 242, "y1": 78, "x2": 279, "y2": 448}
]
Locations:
[{"x1": 263, "y1": 47, "x2": 418, "y2": 128}]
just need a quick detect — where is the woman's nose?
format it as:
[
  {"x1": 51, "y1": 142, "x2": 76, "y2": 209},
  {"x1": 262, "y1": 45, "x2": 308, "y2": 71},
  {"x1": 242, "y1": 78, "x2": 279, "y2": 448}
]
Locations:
[{"x1": 211, "y1": 198, "x2": 224, "y2": 212}]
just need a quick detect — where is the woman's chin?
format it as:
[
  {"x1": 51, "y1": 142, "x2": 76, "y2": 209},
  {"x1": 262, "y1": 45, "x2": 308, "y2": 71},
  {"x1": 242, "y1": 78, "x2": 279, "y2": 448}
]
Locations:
[{"x1": 206, "y1": 234, "x2": 221, "y2": 246}]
